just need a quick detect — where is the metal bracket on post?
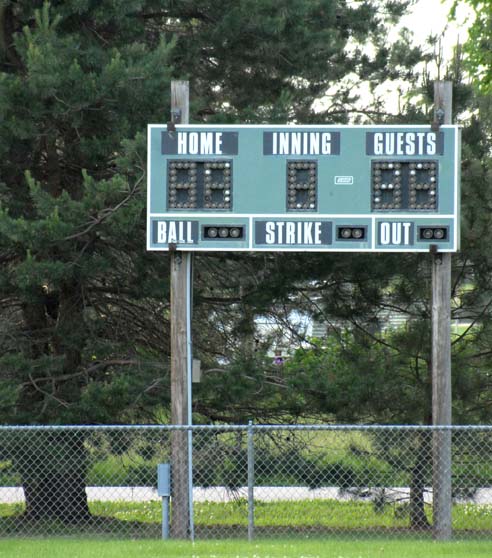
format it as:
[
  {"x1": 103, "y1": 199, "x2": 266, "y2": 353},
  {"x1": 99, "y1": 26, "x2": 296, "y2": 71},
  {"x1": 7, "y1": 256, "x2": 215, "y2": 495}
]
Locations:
[
  {"x1": 168, "y1": 108, "x2": 182, "y2": 132},
  {"x1": 431, "y1": 107, "x2": 445, "y2": 132},
  {"x1": 171, "y1": 107, "x2": 182, "y2": 124}
]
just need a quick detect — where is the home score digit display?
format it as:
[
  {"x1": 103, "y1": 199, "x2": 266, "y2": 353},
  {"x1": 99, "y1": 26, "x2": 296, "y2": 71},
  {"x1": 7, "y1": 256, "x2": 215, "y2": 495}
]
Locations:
[{"x1": 147, "y1": 125, "x2": 460, "y2": 252}]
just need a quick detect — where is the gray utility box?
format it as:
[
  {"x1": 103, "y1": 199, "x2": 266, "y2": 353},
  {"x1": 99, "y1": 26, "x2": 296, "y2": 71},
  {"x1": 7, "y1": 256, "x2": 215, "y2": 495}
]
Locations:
[{"x1": 157, "y1": 463, "x2": 171, "y2": 497}]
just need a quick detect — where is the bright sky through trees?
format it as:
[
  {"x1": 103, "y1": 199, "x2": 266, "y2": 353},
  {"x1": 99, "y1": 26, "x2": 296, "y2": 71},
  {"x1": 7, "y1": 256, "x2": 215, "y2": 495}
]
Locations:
[
  {"x1": 401, "y1": 0, "x2": 471, "y2": 53},
  {"x1": 377, "y1": 0, "x2": 473, "y2": 114}
]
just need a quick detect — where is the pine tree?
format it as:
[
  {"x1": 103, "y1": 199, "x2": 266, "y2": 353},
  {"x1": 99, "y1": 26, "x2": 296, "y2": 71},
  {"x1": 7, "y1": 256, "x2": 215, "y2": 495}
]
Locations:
[
  {"x1": 0, "y1": 0, "x2": 423, "y2": 523},
  {"x1": 0, "y1": 0, "x2": 176, "y2": 522},
  {"x1": 162, "y1": 0, "x2": 419, "y2": 123},
  {"x1": 454, "y1": 0, "x2": 492, "y2": 94}
]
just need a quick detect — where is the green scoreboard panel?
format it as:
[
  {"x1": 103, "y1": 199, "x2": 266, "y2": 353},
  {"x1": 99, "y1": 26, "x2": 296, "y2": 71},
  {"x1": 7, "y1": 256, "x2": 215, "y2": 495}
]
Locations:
[{"x1": 147, "y1": 125, "x2": 461, "y2": 252}]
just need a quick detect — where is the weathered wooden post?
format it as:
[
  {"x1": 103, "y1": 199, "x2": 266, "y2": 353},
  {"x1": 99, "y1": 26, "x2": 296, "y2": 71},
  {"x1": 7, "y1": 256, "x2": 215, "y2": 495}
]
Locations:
[
  {"x1": 169, "y1": 80, "x2": 191, "y2": 539},
  {"x1": 431, "y1": 80, "x2": 453, "y2": 540}
]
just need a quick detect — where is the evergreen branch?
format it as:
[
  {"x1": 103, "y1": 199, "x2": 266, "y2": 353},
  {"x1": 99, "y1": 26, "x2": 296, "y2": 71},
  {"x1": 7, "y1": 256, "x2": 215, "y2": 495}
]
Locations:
[
  {"x1": 199, "y1": 296, "x2": 242, "y2": 305},
  {"x1": 28, "y1": 373, "x2": 70, "y2": 408},
  {"x1": 136, "y1": 9, "x2": 216, "y2": 23},
  {"x1": 63, "y1": 173, "x2": 144, "y2": 241},
  {"x1": 462, "y1": 399, "x2": 492, "y2": 415},
  {"x1": 21, "y1": 359, "x2": 167, "y2": 389},
  {"x1": 348, "y1": 318, "x2": 407, "y2": 354},
  {"x1": 465, "y1": 350, "x2": 492, "y2": 360},
  {"x1": 451, "y1": 296, "x2": 492, "y2": 346}
]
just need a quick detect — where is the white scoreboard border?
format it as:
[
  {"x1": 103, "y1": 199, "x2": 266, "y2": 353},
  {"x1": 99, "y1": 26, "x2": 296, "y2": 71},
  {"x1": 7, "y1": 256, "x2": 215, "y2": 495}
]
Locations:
[{"x1": 147, "y1": 125, "x2": 460, "y2": 253}]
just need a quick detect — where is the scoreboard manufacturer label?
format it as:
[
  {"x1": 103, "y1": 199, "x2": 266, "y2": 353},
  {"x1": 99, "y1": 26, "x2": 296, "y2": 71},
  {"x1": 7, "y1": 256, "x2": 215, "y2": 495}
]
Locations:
[{"x1": 147, "y1": 125, "x2": 460, "y2": 252}]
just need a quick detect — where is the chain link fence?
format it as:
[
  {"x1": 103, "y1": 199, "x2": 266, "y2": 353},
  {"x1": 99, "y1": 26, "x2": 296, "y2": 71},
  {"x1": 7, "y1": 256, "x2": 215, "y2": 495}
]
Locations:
[{"x1": 0, "y1": 425, "x2": 491, "y2": 539}]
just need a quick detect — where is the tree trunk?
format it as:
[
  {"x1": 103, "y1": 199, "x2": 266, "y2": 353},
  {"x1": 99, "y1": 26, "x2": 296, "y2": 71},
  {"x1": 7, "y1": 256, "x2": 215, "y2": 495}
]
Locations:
[
  {"x1": 23, "y1": 471, "x2": 91, "y2": 523},
  {"x1": 15, "y1": 430, "x2": 91, "y2": 524},
  {"x1": 409, "y1": 432, "x2": 431, "y2": 529}
]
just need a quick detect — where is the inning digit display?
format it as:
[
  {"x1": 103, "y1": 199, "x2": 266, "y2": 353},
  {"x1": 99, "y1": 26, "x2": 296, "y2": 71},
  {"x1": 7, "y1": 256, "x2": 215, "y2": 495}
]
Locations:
[{"x1": 286, "y1": 161, "x2": 317, "y2": 211}]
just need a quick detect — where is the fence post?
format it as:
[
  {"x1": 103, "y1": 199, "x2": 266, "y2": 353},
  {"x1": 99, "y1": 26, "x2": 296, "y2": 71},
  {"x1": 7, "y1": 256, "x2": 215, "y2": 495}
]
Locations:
[
  {"x1": 157, "y1": 463, "x2": 171, "y2": 539},
  {"x1": 247, "y1": 420, "x2": 255, "y2": 541}
]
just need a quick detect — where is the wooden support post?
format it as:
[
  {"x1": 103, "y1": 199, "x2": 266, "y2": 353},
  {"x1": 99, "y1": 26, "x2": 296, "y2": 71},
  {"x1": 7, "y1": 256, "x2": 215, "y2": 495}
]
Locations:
[
  {"x1": 431, "y1": 80, "x2": 453, "y2": 540},
  {"x1": 170, "y1": 80, "x2": 191, "y2": 539}
]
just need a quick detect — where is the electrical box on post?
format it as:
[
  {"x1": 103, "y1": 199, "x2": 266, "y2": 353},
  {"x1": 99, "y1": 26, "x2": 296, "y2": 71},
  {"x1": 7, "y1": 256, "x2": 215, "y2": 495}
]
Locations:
[{"x1": 157, "y1": 463, "x2": 170, "y2": 498}]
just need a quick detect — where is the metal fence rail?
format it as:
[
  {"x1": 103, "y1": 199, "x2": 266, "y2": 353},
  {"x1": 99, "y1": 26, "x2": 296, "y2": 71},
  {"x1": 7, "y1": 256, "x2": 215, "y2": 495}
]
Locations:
[{"x1": 0, "y1": 424, "x2": 491, "y2": 540}]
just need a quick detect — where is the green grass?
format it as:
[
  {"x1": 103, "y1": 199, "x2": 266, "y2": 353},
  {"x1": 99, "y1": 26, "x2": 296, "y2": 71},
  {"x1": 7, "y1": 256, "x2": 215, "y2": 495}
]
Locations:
[
  {"x1": 0, "y1": 538, "x2": 491, "y2": 558},
  {"x1": 1, "y1": 499, "x2": 491, "y2": 534},
  {"x1": 90, "y1": 498, "x2": 492, "y2": 531}
]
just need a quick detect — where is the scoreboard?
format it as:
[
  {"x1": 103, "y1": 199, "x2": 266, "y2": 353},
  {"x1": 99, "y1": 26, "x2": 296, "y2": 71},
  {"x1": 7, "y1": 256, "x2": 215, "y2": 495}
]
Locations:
[{"x1": 147, "y1": 125, "x2": 460, "y2": 252}]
